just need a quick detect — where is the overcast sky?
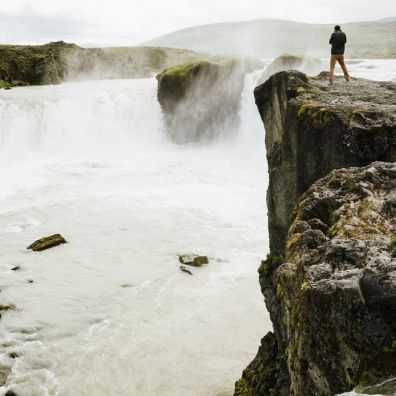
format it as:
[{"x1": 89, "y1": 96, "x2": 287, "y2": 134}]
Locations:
[{"x1": 0, "y1": 0, "x2": 394, "y2": 46}]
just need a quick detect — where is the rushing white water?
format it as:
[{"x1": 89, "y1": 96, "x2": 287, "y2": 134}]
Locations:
[
  {"x1": 347, "y1": 59, "x2": 396, "y2": 82},
  {"x1": 0, "y1": 59, "x2": 394, "y2": 396},
  {"x1": 0, "y1": 71, "x2": 271, "y2": 396}
]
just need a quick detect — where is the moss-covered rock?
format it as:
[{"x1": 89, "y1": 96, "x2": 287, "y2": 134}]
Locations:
[
  {"x1": 0, "y1": 42, "x2": 204, "y2": 86},
  {"x1": 0, "y1": 80, "x2": 12, "y2": 89},
  {"x1": 156, "y1": 57, "x2": 261, "y2": 143},
  {"x1": 157, "y1": 59, "x2": 213, "y2": 112},
  {"x1": 240, "y1": 163, "x2": 396, "y2": 396},
  {"x1": 280, "y1": 163, "x2": 396, "y2": 395},
  {"x1": 27, "y1": 234, "x2": 67, "y2": 251},
  {"x1": 235, "y1": 332, "x2": 279, "y2": 396},
  {"x1": 0, "y1": 41, "x2": 79, "y2": 85},
  {"x1": 179, "y1": 254, "x2": 209, "y2": 267}
]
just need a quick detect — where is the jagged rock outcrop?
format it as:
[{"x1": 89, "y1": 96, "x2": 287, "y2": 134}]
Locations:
[
  {"x1": 0, "y1": 41, "x2": 203, "y2": 86},
  {"x1": 235, "y1": 72, "x2": 396, "y2": 395},
  {"x1": 258, "y1": 54, "x2": 322, "y2": 85},
  {"x1": 156, "y1": 58, "x2": 261, "y2": 143},
  {"x1": 0, "y1": 41, "x2": 79, "y2": 86},
  {"x1": 238, "y1": 162, "x2": 396, "y2": 395},
  {"x1": 256, "y1": 71, "x2": 396, "y2": 256}
]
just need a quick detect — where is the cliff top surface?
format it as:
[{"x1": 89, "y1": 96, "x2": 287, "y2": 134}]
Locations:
[
  {"x1": 297, "y1": 71, "x2": 396, "y2": 112},
  {"x1": 260, "y1": 71, "x2": 396, "y2": 123}
]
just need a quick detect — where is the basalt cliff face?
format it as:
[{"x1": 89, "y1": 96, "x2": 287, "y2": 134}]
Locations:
[
  {"x1": 257, "y1": 71, "x2": 396, "y2": 256},
  {"x1": 235, "y1": 72, "x2": 396, "y2": 395}
]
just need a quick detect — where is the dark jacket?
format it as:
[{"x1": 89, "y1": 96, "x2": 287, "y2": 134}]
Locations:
[{"x1": 329, "y1": 31, "x2": 347, "y2": 55}]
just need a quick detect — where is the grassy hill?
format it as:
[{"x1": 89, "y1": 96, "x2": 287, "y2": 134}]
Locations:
[{"x1": 144, "y1": 19, "x2": 396, "y2": 59}]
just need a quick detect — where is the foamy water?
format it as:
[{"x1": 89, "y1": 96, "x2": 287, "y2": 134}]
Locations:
[
  {"x1": 0, "y1": 71, "x2": 271, "y2": 395},
  {"x1": 347, "y1": 59, "x2": 396, "y2": 82},
  {"x1": 0, "y1": 60, "x2": 394, "y2": 396}
]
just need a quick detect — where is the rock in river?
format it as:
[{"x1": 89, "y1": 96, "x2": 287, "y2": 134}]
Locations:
[
  {"x1": 179, "y1": 254, "x2": 209, "y2": 267},
  {"x1": 27, "y1": 234, "x2": 67, "y2": 251},
  {"x1": 156, "y1": 57, "x2": 261, "y2": 143}
]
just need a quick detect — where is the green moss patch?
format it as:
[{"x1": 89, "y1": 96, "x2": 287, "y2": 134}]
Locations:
[
  {"x1": 0, "y1": 80, "x2": 12, "y2": 89},
  {"x1": 234, "y1": 378, "x2": 254, "y2": 396},
  {"x1": 258, "y1": 253, "x2": 284, "y2": 278},
  {"x1": 0, "y1": 41, "x2": 80, "y2": 85},
  {"x1": 298, "y1": 104, "x2": 333, "y2": 129}
]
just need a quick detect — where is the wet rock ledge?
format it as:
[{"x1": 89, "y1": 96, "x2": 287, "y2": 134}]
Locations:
[{"x1": 235, "y1": 72, "x2": 396, "y2": 395}]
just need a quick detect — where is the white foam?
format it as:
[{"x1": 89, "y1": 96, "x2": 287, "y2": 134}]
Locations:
[{"x1": 0, "y1": 72, "x2": 270, "y2": 395}]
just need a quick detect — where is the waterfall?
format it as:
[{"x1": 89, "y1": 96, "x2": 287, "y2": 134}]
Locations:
[
  {"x1": 0, "y1": 72, "x2": 271, "y2": 396},
  {"x1": 0, "y1": 79, "x2": 165, "y2": 163}
]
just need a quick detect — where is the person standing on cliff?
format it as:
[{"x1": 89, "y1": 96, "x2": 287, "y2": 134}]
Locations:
[{"x1": 329, "y1": 25, "x2": 350, "y2": 85}]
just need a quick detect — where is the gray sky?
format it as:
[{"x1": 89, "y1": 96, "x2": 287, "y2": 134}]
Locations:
[{"x1": 0, "y1": 0, "x2": 394, "y2": 46}]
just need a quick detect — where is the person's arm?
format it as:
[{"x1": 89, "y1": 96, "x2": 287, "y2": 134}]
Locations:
[
  {"x1": 344, "y1": 33, "x2": 347, "y2": 44},
  {"x1": 329, "y1": 33, "x2": 334, "y2": 44}
]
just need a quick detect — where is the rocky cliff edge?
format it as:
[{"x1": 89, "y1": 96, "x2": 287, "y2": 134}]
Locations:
[
  {"x1": 256, "y1": 71, "x2": 396, "y2": 256},
  {"x1": 235, "y1": 72, "x2": 396, "y2": 395}
]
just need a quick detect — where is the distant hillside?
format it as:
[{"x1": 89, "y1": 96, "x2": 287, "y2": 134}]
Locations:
[
  {"x1": 378, "y1": 17, "x2": 396, "y2": 23},
  {"x1": 0, "y1": 41, "x2": 204, "y2": 87},
  {"x1": 144, "y1": 19, "x2": 396, "y2": 59}
]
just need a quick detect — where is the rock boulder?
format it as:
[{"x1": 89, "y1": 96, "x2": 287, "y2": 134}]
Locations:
[
  {"x1": 27, "y1": 234, "x2": 67, "y2": 251},
  {"x1": 157, "y1": 58, "x2": 261, "y2": 143}
]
